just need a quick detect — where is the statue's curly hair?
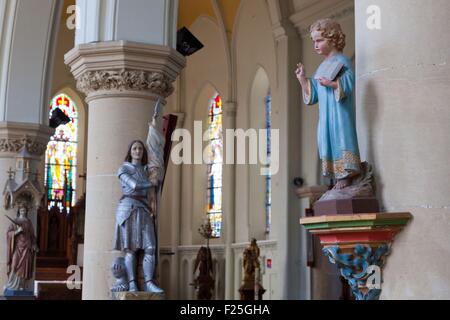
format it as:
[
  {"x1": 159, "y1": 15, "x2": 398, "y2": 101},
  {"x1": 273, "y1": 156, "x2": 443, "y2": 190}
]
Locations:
[{"x1": 310, "y1": 18, "x2": 346, "y2": 51}]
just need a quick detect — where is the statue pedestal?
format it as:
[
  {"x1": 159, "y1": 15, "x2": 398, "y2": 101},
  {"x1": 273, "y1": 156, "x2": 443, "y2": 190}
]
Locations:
[
  {"x1": 314, "y1": 197, "x2": 379, "y2": 216},
  {"x1": 300, "y1": 212, "x2": 412, "y2": 300},
  {"x1": 239, "y1": 282, "x2": 265, "y2": 300},
  {"x1": 111, "y1": 291, "x2": 165, "y2": 300},
  {"x1": 3, "y1": 289, "x2": 35, "y2": 300}
]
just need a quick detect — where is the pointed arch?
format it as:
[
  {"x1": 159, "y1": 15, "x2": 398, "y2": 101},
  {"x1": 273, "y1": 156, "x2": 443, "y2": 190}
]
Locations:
[
  {"x1": 248, "y1": 66, "x2": 271, "y2": 239},
  {"x1": 190, "y1": 82, "x2": 224, "y2": 238},
  {"x1": 44, "y1": 92, "x2": 79, "y2": 213}
]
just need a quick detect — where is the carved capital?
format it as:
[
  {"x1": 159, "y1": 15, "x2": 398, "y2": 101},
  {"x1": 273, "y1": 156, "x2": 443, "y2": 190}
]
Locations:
[
  {"x1": 76, "y1": 69, "x2": 175, "y2": 97},
  {"x1": 65, "y1": 41, "x2": 186, "y2": 100},
  {"x1": 0, "y1": 122, "x2": 54, "y2": 157},
  {"x1": 0, "y1": 136, "x2": 47, "y2": 156}
]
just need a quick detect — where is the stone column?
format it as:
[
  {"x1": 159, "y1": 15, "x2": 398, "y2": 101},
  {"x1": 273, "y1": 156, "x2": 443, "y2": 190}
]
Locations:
[
  {"x1": 223, "y1": 101, "x2": 236, "y2": 300},
  {"x1": 355, "y1": 0, "x2": 450, "y2": 298},
  {"x1": 168, "y1": 111, "x2": 185, "y2": 299},
  {"x1": 0, "y1": 123, "x2": 53, "y2": 290},
  {"x1": 65, "y1": 41, "x2": 185, "y2": 299}
]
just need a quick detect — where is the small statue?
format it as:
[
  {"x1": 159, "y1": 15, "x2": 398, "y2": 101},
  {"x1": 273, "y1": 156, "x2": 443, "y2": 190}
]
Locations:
[
  {"x1": 4, "y1": 202, "x2": 38, "y2": 292},
  {"x1": 239, "y1": 239, "x2": 265, "y2": 300},
  {"x1": 193, "y1": 246, "x2": 214, "y2": 300},
  {"x1": 295, "y1": 19, "x2": 363, "y2": 194},
  {"x1": 243, "y1": 238, "x2": 260, "y2": 283},
  {"x1": 112, "y1": 101, "x2": 166, "y2": 293}
]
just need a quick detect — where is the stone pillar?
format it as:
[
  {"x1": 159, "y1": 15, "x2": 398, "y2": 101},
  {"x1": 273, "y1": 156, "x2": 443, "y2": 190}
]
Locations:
[
  {"x1": 65, "y1": 41, "x2": 185, "y2": 299},
  {"x1": 168, "y1": 111, "x2": 185, "y2": 299},
  {"x1": 355, "y1": 0, "x2": 450, "y2": 298},
  {"x1": 223, "y1": 101, "x2": 236, "y2": 300},
  {"x1": 0, "y1": 123, "x2": 53, "y2": 290}
]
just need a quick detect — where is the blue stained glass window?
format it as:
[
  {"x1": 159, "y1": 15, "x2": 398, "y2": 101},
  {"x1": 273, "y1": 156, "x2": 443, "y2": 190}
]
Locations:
[
  {"x1": 265, "y1": 93, "x2": 272, "y2": 234},
  {"x1": 206, "y1": 95, "x2": 223, "y2": 238}
]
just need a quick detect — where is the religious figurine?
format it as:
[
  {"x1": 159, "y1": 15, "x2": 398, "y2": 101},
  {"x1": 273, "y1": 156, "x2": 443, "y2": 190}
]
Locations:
[
  {"x1": 296, "y1": 19, "x2": 361, "y2": 190},
  {"x1": 239, "y1": 239, "x2": 265, "y2": 300},
  {"x1": 4, "y1": 202, "x2": 38, "y2": 292},
  {"x1": 192, "y1": 246, "x2": 214, "y2": 300},
  {"x1": 243, "y1": 239, "x2": 260, "y2": 283},
  {"x1": 112, "y1": 101, "x2": 165, "y2": 293}
]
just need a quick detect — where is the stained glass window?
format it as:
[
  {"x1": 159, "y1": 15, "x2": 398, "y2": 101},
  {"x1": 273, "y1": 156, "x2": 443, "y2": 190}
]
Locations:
[
  {"x1": 265, "y1": 93, "x2": 272, "y2": 234},
  {"x1": 44, "y1": 94, "x2": 78, "y2": 213},
  {"x1": 206, "y1": 95, "x2": 223, "y2": 238}
]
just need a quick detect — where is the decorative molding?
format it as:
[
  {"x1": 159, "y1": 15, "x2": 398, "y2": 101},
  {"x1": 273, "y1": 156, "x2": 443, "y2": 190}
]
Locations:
[
  {"x1": 76, "y1": 70, "x2": 175, "y2": 97},
  {"x1": 65, "y1": 41, "x2": 186, "y2": 99},
  {"x1": 231, "y1": 240, "x2": 278, "y2": 251},
  {"x1": 0, "y1": 122, "x2": 54, "y2": 157},
  {"x1": 223, "y1": 102, "x2": 237, "y2": 118},
  {"x1": 300, "y1": 212, "x2": 413, "y2": 300},
  {"x1": 176, "y1": 244, "x2": 226, "y2": 256},
  {"x1": 0, "y1": 136, "x2": 47, "y2": 156}
]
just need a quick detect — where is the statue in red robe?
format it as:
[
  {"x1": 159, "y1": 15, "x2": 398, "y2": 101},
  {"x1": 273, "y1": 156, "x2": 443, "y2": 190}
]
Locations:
[{"x1": 5, "y1": 204, "x2": 37, "y2": 291}]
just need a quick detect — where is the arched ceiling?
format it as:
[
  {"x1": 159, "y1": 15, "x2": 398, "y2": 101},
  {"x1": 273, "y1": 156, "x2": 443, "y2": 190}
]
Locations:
[{"x1": 178, "y1": 0, "x2": 241, "y2": 40}]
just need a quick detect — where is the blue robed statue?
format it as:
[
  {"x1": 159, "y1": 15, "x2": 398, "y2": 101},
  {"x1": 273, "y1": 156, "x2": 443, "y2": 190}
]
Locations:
[{"x1": 296, "y1": 18, "x2": 361, "y2": 191}]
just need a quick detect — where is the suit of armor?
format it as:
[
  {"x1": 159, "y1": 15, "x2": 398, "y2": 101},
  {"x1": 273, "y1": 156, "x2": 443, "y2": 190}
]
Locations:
[{"x1": 113, "y1": 162, "x2": 162, "y2": 293}]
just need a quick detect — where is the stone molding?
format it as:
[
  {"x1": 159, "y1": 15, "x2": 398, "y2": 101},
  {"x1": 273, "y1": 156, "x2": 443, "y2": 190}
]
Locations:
[
  {"x1": 223, "y1": 102, "x2": 237, "y2": 118},
  {"x1": 0, "y1": 122, "x2": 54, "y2": 158},
  {"x1": 231, "y1": 240, "x2": 277, "y2": 251},
  {"x1": 76, "y1": 69, "x2": 174, "y2": 97},
  {"x1": 65, "y1": 41, "x2": 186, "y2": 99}
]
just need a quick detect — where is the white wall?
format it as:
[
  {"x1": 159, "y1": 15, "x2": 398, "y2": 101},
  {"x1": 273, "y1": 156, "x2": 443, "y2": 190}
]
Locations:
[
  {"x1": 248, "y1": 67, "x2": 271, "y2": 240},
  {"x1": 75, "y1": 0, "x2": 178, "y2": 47},
  {"x1": 355, "y1": 0, "x2": 450, "y2": 299},
  {"x1": 0, "y1": 0, "x2": 62, "y2": 124},
  {"x1": 234, "y1": 0, "x2": 280, "y2": 298},
  {"x1": 181, "y1": 15, "x2": 229, "y2": 246}
]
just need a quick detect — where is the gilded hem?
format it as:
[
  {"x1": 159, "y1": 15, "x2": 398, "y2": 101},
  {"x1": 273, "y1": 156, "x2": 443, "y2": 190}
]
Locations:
[{"x1": 322, "y1": 151, "x2": 361, "y2": 180}]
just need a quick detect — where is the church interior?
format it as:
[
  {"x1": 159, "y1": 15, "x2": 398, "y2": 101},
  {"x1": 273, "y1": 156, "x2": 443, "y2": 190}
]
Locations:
[{"x1": 0, "y1": 0, "x2": 449, "y2": 300}]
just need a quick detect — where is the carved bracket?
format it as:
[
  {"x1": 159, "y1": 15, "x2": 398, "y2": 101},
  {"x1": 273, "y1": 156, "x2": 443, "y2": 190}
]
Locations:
[{"x1": 323, "y1": 244, "x2": 390, "y2": 300}]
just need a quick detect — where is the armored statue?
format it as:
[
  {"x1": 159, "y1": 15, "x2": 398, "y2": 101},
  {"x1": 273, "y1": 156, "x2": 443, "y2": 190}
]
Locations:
[{"x1": 112, "y1": 101, "x2": 165, "y2": 293}]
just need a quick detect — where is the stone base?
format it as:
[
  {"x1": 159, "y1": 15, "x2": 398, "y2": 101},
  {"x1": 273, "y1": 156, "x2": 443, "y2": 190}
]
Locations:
[
  {"x1": 239, "y1": 282, "x2": 265, "y2": 300},
  {"x1": 314, "y1": 198, "x2": 379, "y2": 216},
  {"x1": 111, "y1": 291, "x2": 165, "y2": 300}
]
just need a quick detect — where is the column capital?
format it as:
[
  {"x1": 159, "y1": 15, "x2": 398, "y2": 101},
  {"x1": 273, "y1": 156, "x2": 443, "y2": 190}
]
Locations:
[
  {"x1": 223, "y1": 101, "x2": 237, "y2": 118},
  {"x1": 64, "y1": 41, "x2": 186, "y2": 101},
  {"x1": 0, "y1": 122, "x2": 54, "y2": 158}
]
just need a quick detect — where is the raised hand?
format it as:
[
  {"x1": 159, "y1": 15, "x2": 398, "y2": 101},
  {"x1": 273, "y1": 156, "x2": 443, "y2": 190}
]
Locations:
[
  {"x1": 295, "y1": 63, "x2": 306, "y2": 80},
  {"x1": 15, "y1": 226, "x2": 23, "y2": 235}
]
